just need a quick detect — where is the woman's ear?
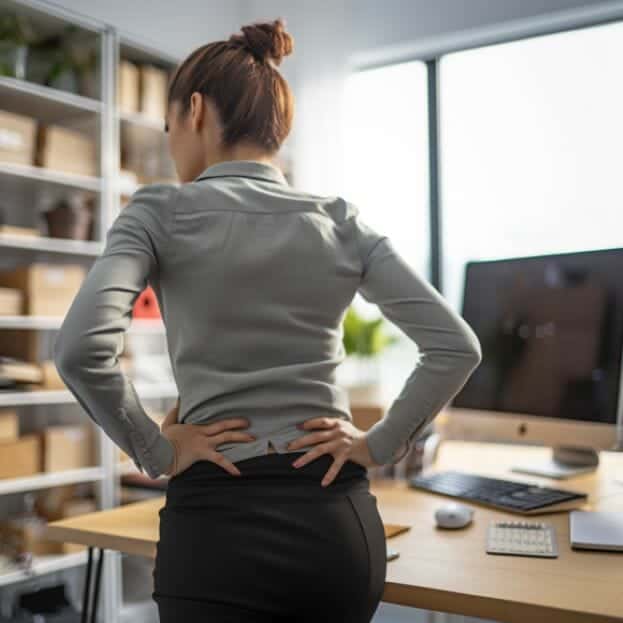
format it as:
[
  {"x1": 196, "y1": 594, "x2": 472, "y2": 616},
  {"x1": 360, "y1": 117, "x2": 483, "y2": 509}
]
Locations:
[{"x1": 189, "y1": 92, "x2": 206, "y2": 132}]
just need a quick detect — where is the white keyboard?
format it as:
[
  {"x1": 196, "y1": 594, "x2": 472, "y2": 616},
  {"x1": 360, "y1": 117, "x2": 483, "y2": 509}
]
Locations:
[{"x1": 486, "y1": 521, "x2": 558, "y2": 558}]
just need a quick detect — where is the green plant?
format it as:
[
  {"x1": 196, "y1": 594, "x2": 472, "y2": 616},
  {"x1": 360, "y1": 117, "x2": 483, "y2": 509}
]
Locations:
[
  {"x1": 24, "y1": 24, "x2": 98, "y2": 93},
  {"x1": 0, "y1": 12, "x2": 36, "y2": 78},
  {"x1": 342, "y1": 306, "x2": 398, "y2": 357},
  {"x1": 0, "y1": 13, "x2": 36, "y2": 44}
]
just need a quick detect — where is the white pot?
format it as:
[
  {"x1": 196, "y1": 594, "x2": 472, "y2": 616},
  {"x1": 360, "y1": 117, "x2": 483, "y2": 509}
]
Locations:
[{"x1": 338, "y1": 354, "x2": 383, "y2": 405}]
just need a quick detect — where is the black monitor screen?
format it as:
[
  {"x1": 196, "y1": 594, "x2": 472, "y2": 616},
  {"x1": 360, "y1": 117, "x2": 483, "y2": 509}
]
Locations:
[{"x1": 451, "y1": 248, "x2": 623, "y2": 425}]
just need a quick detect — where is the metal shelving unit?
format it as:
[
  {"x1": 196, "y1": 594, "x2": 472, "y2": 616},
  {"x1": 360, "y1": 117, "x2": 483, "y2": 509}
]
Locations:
[
  {"x1": 0, "y1": 315, "x2": 165, "y2": 332},
  {"x1": 0, "y1": 467, "x2": 106, "y2": 496},
  {"x1": 0, "y1": 74, "x2": 103, "y2": 117},
  {"x1": 0, "y1": 160, "x2": 103, "y2": 193},
  {"x1": 0, "y1": 231, "x2": 104, "y2": 256},
  {"x1": 0, "y1": 550, "x2": 89, "y2": 588},
  {"x1": 0, "y1": 1, "x2": 180, "y2": 621}
]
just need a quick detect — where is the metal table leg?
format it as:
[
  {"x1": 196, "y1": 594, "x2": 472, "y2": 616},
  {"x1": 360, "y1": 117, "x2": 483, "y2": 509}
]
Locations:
[{"x1": 81, "y1": 547, "x2": 105, "y2": 623}]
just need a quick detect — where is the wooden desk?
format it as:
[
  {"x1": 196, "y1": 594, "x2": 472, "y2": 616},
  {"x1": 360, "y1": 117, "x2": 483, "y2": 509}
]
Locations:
[{"x1": 46, "y1": 441, "x2": 623, "y2": 623}]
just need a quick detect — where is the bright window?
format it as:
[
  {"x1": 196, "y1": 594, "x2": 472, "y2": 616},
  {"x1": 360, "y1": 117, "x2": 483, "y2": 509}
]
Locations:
[
  {"x1": 440, "y1": 22, "x2": 623, "y2": 311},
  {"x1": 341, "y1": 61, "x2": 430, "y2": 399},
  {"x1": 342, "y1": 60, "x2": 430, "y2": 285}
]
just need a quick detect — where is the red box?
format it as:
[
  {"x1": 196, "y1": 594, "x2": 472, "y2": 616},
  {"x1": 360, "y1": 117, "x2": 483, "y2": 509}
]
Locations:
[{"x1": 132, "y1": 285, "x2": 161, "y2": 319}]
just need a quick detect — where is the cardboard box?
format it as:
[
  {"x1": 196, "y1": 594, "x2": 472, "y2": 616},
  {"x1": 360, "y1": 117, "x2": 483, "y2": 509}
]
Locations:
[
  {"x1": 0, "y1": 329, "x2": 39, "y2": 363},
  {"x1": 0, "y1": 434, "x2": 41, "y2": 479},
  {"x1": 0, "y1": 517, "x2": 64, "y2": 555},
  {"x1": 0, "y1": 286, "x2": 22, "y2": 315},
  {"x1": 40, "y1": 359, "x2": 66, "y2": 390},
  {"x1": 0, "y1": 409, "x2": 18, "y2": 441},
  {"x1": 0, "y1": 109, "x2": 36, "y2": 165},
  {"x1": 117, "y1": 60, "x2": 140, "y2": 114},
  {"x1": 0, "y1": 224, "x2": 39, "y2": 237},
  {"x1": 0, "y1": 263, "x2": 86, "y2": 316},
  {"x1": 35, "y1": 484, "x2": 79, "y2": 521},
  {"x1": 40, "y1": 425, "x2": 92, "y2": 472},
  {"x1": 35, "y1": 124, "x2": 97, "y2": 177},
  {"x1": 139, "y1": 64, "x2": 168, "y2": 120},
  {"x1": 0, "y1": 357, "x2": 42, "y2": 384}
]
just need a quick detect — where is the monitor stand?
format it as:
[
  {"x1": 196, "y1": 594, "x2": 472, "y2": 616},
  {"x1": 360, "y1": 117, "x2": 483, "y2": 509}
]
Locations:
[{"x1": 511, "y1": 445, "x2": 599, "y2": 480}]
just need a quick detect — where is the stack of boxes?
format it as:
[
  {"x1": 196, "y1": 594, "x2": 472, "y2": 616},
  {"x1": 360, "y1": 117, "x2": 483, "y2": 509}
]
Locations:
[
  {"x1": 0, "y1": 109, "x2": 98, "y2": 180},
  {"x1": 117, "y1": 61, "x2": 169, "y2": 121},
  {"x1": 117, "y1": 60, "x2": 175, "y2": 194},
  {"x1": 0, "y1": 409, "x2": 94, "y2": 480},
  {"x1": 0, "y1": 263, "x2": 86, "y2": 387},
  {"x1": 0, "y1": 410, "x2": 39, "y2": 479}
]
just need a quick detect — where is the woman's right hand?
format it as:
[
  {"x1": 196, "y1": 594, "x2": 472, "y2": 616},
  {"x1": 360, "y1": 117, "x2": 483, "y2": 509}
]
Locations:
[{"x1": 160, "y1": 399, "x2": 256, "y2": 477}]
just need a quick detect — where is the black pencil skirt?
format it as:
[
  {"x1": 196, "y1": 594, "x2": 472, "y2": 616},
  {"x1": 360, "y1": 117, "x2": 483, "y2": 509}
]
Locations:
[{"x1": 152, "y1": 450, "x2": 387, "y2": 622}]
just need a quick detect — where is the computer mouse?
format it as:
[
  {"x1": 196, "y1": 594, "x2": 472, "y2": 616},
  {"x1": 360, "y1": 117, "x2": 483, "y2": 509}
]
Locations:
[{"x1": 434, "y1": 503, "x2": 474, "y2": 529}]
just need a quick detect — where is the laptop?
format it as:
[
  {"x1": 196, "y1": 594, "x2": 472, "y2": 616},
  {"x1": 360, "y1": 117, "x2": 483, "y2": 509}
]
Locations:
[{"x1": 570, "y1": 511, "x2": 623, "y2": 552}]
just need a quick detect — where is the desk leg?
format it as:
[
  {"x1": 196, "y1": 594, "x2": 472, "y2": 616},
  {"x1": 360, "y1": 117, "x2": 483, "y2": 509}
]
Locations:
[
  {"x1": 81, "y1": 547, "x2": 105, "y2": 623},
  {"x1": 81, "y1": 547, "x2": 93, "y2": 623}
]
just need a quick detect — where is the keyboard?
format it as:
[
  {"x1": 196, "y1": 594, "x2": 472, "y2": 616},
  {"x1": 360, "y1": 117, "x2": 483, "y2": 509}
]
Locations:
[
  {"x1": 409, "y1": 470, "x2": 587, "y2": 514},
  {"x1": 487, "y1": 521, "x2": 558, "y2": 557}
]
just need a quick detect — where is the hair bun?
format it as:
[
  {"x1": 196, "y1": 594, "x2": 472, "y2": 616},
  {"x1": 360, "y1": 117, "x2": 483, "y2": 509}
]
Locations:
[{"x1": 229, "y1": 18, "x2": 293, "y2": 66}]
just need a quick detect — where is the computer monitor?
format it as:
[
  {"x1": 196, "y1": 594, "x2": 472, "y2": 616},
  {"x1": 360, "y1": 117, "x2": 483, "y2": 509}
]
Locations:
[{"x1": 442, "y1": 247, "x2": 623, "y2": 478}]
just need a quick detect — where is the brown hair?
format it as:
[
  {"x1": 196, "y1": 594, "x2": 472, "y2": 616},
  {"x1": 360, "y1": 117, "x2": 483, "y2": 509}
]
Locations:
[{"x1": 167, "y1": 18, "x2": 294, "y2": 154}]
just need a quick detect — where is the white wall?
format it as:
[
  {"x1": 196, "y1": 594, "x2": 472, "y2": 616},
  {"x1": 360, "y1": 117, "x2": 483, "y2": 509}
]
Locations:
[
  {"x1": 236, "y1": 0, "x2": 623, "y2": 195},
  {"x1": 46, "y1": 0, "x2": 242, "y2": 59},
  {"x1": 47, "y1": 0, "x2": 623, "y2": 194}
]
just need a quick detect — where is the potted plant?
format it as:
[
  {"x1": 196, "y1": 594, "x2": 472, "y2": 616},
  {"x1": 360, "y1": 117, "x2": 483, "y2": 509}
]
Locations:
[
  {"x1": 339, "y1": 306, "x2": 398, "y2": 404},
  {"x1": 26, "y1": 25, "x2": 98, "y2": 97},
  {"x1": 0, "y1": 12, "x2": 36, "y2": 79}
]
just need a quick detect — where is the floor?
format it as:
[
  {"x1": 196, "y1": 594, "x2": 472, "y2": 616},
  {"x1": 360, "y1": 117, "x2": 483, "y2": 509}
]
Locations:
[{"x1": 373, "y1": 606, "x2": 496, "y2": 622}]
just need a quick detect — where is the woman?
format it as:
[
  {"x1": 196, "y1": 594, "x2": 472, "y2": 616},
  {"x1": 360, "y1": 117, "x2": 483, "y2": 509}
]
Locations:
[{"x1": 54, "y1": 18, "x2": 482, "y2": 623}]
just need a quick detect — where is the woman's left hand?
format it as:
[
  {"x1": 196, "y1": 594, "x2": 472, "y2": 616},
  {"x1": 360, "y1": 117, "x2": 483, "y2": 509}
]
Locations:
[{"x1": 286, "y1": 417, "x2": 382, "y2": 487}]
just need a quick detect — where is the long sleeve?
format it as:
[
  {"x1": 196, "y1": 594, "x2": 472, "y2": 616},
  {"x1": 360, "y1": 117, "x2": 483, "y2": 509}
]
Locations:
[
  {"x1": 354, "y1": 214, "x2": 483, "y2": 466},
  {"x1": 53, "y1": 183, "x2": 178, "y2": 479}
]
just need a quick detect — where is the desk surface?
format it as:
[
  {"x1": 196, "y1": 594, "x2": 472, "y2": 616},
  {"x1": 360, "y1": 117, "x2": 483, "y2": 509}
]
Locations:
[{"x1": 46, "y1": 441, "x2": 623, "y2": 623}]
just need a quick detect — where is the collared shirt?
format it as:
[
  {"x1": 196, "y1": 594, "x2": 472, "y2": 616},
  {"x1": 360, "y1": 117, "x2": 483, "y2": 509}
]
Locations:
[{"x1": 54, "y1": 159, "x2": 482, "y2": 478}]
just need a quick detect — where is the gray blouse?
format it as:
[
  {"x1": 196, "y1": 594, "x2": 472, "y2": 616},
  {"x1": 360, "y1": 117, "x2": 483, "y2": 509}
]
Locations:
[{"x1": 53, "y1": 159, "x2": 482, "y2": 479}]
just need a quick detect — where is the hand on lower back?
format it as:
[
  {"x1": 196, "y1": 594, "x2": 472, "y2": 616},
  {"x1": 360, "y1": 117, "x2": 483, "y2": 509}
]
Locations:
[
  {"x1": 285, "y1": 417, "x2": 384, "y2": 487},
  {"x1": 160, "y1": 400, "x2": 256, "y2": 477}
]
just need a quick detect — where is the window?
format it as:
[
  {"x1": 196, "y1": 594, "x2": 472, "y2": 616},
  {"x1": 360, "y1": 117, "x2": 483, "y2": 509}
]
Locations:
[
  {"x1": 342, "y1": 61, "x2": 430, "y2": 282},
  {"x1": 439, "y1": 22, "x2": 623, "y2": 311},
  {"x1": 341, "y1": 60, "x2": 430, "y2": 399}
]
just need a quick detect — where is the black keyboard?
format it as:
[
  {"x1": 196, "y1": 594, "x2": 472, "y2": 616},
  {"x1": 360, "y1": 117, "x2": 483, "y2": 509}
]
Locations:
[{"x1": 409, "y1": 470, "x2": 588, "y2": 514}]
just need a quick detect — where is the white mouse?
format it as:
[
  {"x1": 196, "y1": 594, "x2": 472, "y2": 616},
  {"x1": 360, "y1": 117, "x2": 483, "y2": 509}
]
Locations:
[{"x1": 434, "y1": 503, "x2": 474, "y2": 529}]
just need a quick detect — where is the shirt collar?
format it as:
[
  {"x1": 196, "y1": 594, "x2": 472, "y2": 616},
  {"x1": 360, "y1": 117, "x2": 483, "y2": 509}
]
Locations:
[{"x1": 193, "y1": 159, "x2": 289, "y2": 186}]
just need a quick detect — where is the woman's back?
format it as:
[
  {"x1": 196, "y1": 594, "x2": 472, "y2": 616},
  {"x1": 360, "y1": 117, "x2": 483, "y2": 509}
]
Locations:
[
  {"x1": 152, "y1": 159, "x2": 362, "y2": 458},
  {"x1": 55, "y1": 155, "x2": 481, "y2": 478}
]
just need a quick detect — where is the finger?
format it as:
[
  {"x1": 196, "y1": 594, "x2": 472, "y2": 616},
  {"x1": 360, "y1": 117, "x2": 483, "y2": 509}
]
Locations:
[
  {"x1": 210, "y1": 431, "x2": 257, "y2": 445},
  {"x1": 197, "y1": 418, "x2": 252, "y2": 436},
  {"x1": 299, "y1": 417, "x2": 339, "y2": 430},
  {"x1": 321, "y1": 455, "x2": 347, "y2": 487},
  {"x1": 202, "y1": 448, "x2": 241, "y2": 476},
  {"x1": 287, "y1": 429, "x2": 336, "y2": 451},
  {"x1": 291, "y1": 441, "x2": 340, "y2": 469},
  {"x1": 191, "y1": 420, "x2": 248, "y2": 436}
]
